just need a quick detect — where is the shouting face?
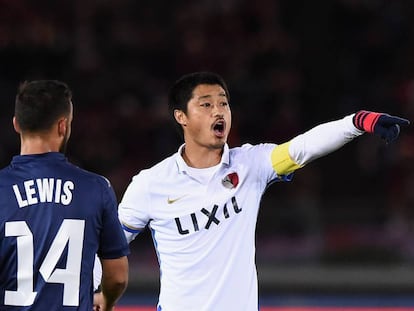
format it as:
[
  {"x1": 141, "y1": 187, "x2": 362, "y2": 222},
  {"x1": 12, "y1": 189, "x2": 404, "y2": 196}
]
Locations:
[{"x1": 175, "y1": 84, "x2": 232, "y2": 151}]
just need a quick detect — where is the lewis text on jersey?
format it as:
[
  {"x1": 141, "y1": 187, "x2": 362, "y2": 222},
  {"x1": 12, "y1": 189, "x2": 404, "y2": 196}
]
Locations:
[{"x1": 12, "y1": 178, "x2": 75, "y2": 208}]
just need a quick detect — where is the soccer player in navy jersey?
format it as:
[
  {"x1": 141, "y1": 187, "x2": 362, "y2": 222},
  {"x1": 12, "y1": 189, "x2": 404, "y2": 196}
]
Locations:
[{"x1": 0, "y1": 80, "x2": 129, "y2": 311}]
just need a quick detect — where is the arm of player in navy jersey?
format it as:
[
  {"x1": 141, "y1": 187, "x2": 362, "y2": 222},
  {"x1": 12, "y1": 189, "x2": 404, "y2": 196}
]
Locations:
[
  {"x1": 101, "y1": 256, "x2": 129, "y2": 311},
  {"x1": 93, "y1": 223, "x2": 140, "y2": 310},
  {"x1": 93, "y1": 256, "x2": 128, "y2": 311}
]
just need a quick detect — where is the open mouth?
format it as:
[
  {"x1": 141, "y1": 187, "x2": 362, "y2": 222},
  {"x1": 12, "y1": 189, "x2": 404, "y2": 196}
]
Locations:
[{"x1": 213, "y1": 120, "x2": 226, "y2": 137}]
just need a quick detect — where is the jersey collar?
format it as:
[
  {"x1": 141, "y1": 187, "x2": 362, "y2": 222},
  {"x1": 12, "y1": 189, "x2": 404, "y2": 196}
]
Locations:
[
  {"x1": 176, "y1": 143, "x2": 230, "y2": 173},
  {"x1": 11, "y1": 152, "x2": 67, "y2": 165}
]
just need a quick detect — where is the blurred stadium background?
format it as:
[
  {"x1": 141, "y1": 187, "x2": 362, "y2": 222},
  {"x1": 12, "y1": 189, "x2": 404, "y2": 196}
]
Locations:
[{"x1": 1, "y1": 0, "x2": 414, "y2": 308}]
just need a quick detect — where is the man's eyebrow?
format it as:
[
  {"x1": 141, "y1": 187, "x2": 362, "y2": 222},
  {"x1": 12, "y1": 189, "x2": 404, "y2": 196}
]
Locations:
[
  {"x1": 198, "y1": 94, "x2": 212, "y2": 100},
  {"x1": 197, "y1": 92, "x2": 227, "y2": 100}
]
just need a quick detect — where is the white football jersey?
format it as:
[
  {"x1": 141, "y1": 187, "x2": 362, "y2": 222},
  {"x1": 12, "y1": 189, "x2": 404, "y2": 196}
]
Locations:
[
  {"x1": 118, "y1": 114, "x2": 363, "y2": 311},
  {"x1": 119, "y1": 143, "x2": 285, "y2": 311}
]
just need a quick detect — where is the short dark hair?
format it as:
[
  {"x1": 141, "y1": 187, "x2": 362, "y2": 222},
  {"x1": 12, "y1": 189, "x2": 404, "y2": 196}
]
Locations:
[
  {"x1": 15, "y1": 80, "x2": 72, "y2": 132},
  {"x1": 168, "y1": 72, "x2": 230, "y2": 138}
]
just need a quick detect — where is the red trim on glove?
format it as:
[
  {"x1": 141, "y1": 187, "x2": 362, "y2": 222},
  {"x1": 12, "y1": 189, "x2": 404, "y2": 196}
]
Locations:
[{"x1": 354, "y1": 110, "x2": 381, "y2": 133}]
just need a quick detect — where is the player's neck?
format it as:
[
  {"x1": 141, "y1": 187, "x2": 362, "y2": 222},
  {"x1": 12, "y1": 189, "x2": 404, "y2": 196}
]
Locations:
[
  {"x1": 181, "y1": 144, "x2": 223, "y2": 168},
  {"x1": 19, "y1": 134, "x2": 62, "y2": 155}
]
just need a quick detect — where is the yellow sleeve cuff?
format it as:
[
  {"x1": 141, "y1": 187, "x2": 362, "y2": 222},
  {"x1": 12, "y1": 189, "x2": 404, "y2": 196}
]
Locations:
[{"x1": 271, "y1": 142, "x2": 303, "y2": 175}]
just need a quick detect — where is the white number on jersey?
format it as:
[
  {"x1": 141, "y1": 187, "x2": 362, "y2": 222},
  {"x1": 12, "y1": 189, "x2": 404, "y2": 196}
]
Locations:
[{"x1": 4, "y1": 219, "x2": 85, "y2": 306}]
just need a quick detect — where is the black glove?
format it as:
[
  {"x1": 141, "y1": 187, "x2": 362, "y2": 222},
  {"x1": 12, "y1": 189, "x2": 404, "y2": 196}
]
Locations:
[{"x1": 353, "y1": 110, "x2": 410, "y2": 143}]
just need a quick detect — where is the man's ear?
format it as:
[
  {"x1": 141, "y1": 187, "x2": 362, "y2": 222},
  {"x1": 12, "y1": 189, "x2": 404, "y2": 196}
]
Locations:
[
  {"x1": 57, "y1": 117, "x2": 68, "y2": 137},
  {"x1": 174, "y1": 109, "x2": 187, "y2": 126},
  {"x1": 13, "y1": 117, "x2": 21, "y2": 134}
]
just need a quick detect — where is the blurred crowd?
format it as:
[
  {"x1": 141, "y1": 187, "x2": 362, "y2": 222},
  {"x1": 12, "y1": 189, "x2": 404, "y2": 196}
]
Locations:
[{"x1": 1, "y1": 0, "x2": 414, "y2": 265}]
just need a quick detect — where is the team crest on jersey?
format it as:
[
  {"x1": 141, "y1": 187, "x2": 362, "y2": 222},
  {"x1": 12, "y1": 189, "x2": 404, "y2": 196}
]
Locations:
[{"x1": 222, "y1": 172, "x2": 239, "y2": 189}]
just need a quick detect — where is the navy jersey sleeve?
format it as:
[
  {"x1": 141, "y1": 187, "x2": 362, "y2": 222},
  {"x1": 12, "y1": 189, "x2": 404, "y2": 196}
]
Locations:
[{"x1": 97, "y1": 179, "x2": 129, "y2": 259}]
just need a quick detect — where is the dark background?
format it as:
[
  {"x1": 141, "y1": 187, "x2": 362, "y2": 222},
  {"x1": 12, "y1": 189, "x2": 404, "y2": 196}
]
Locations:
[{"x1": 1, "y1": 0, "x2": 414, "y2": 296}]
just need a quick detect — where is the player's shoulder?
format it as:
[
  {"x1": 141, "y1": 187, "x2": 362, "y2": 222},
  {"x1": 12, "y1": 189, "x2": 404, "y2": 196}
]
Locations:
[
  {"x1": 129, "y1": 152, "x2": 177, "y2": 181},
  {"x1": 0, "y1": 165, "x2": 13, "y2": 185},
  {"x1": 229, "y1": 143, "x2": 277, "y2": 157},
  {"x1": 68, "y1": 163, "x2": 113, "y2": 189}
]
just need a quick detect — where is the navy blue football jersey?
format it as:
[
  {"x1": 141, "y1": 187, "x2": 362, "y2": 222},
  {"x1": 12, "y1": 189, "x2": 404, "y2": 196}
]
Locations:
[{"x1": 0, "y1": 152, "x2": 129, "y2": 310}]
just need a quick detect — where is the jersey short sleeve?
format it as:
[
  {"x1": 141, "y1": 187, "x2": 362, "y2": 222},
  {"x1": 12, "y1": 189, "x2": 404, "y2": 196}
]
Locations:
[
  {"x1": 238, "y1": 143, "x2": 292, "y2": 185},
  {"x1": 97, "y1": 178, "x2": 130, "y2": 259},
  {"x1": 118, "y1": 172, "x2": 152, "y2": 238}
]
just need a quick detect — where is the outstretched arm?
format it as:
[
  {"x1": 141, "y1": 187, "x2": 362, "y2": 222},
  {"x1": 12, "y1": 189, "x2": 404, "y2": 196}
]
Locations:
[{"x1": 271, "y1": 111, "x2": 410, "y2": 175}]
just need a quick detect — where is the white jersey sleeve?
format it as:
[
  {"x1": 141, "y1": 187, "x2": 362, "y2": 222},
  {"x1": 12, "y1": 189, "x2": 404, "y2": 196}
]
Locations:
[
  {"x1": 289, "y1": 114, "x2": 363, "y2": 166},
  {"x1": 118, "y1": 172, "x2": 152, "y2": 242}
]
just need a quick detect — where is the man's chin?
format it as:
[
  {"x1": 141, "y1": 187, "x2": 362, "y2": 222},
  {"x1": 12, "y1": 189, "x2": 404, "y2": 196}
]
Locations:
[{"x1": 210, "y1": 139, "x2": 227, "y2": 149}]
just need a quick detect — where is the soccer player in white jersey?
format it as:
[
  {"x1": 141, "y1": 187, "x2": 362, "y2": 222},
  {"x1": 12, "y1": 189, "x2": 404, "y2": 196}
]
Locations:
[
  {"x1": 117, "y1": 72, "x2": 409, "y2": 311},
  {"x1": 0, "y1": 80, "x2": 129, "y2": 311}
]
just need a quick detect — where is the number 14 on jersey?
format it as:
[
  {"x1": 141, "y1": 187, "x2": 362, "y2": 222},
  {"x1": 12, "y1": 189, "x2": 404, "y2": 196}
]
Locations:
[{"x1": 4, "y1": 219, "x2": 85, "y2": 307}]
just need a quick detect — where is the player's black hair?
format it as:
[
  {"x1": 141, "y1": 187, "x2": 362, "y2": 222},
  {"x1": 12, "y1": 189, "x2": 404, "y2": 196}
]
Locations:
[
  {"x1": 168, "y1": 71, "x2": 230, "y2": 138},
  {"x1": 15, "y1": 80, "x2": 72, "y2": 132}
]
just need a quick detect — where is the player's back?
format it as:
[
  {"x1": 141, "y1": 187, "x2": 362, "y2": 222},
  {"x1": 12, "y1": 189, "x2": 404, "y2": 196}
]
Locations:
[{"x1": 0, "y1": 152, "x2": 117, "y2": 310}]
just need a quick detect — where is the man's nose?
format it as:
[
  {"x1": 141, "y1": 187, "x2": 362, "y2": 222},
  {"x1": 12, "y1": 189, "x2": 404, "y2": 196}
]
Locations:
[{"x1": 212, "y1": 103, "x2": 224, "y2": 116}]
